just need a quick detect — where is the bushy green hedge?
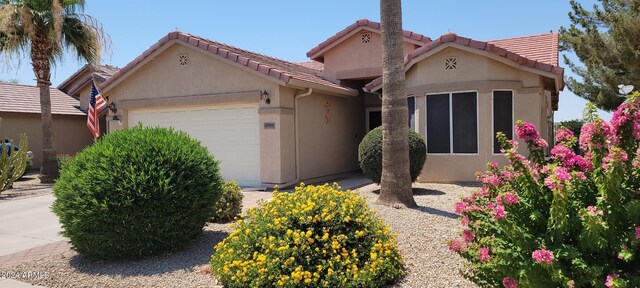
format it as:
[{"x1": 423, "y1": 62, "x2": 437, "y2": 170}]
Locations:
[
  {"x1": 210, "y1": 180, "x2": 243, "y2": 223},
  {"x1": 358, "y1": 126, "x2": 426, "y2": 184},
  {"x1": 210, "y1": 183, "x2": 405, "y2": 287},
  {"x1": 52, "y1": 126, "x2": 224, "y2": 260}
]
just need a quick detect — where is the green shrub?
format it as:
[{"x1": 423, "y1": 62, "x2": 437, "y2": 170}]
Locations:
[
  {"x1": 210, "y1": 183, "x2": 405, "y2": 287},
  {"x1": 57, "y1": 154, "x2": 73, "y2": 171},
  {"x1": 210, "y1": 180, "x2": 243, "y2": 223},
  {"x1": 358, "y1": 126, "x2": 426, "y2": 184},
  {"x1": 1, "y1": 134, "x2": 28, "y2": 192},
  {"x1": 52, "y1": 126, "x2": 224, "y2": 260}
]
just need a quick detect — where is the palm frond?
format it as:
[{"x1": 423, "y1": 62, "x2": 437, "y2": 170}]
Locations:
[
  {"x1": 0, "y1": 0, "x2": 108, "y2": 69},
  {"x1": 0, "y1": 3, "x2": 29, "y2": 68}
]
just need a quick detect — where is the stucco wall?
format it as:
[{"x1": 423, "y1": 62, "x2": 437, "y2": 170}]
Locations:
[
  {"x1": 322, "y1": 30, "x2": 417, "y2": 82},
  {"x1": 0, "y1": 112, "x2": 93, "y2": 168},
  {"x1": 77, "y1": 85, "x2": 91, "y2": 111},
  {"x1": 297, "y1": 92, "x2": 364, "y2": 180},
  {"x1": 405, "y1": 46, "x2": 548, "y2": 182},
  {"x1": 102, "y1": 42, "x2": 302, "y2": 185}
]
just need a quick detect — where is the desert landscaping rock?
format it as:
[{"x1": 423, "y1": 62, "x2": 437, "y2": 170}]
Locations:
[
  {"x1": 359, "y1": 183, "x2": 476, "y2": 288},
  {"x1": 8, "y1": 183, "x2": 476, "y2": 288},
  {"x1": 0, "y1": 172, "x2": 51, "y2": 202}
]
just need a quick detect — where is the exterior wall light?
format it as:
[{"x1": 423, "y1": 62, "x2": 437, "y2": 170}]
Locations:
[
  {"x1": 261, "y1": 90, "x2": 271, "y2": 105},
  {"x1": 108, "y1": 102, "x2": 117, "y2": 114}
]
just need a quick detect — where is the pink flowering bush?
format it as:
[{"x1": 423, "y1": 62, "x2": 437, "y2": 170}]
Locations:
[{"x1": 450, "y1": 94, "x2": 640, "y2": 287}]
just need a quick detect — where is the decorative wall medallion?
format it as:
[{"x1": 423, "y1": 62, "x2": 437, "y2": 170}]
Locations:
[
  {"x1": 178, "y1": 54, "x2": 189, "y2": 66},
  {"x1": 324, "y1": 101, "x2": 332, "y2": 124},
  {"x1": 445, "y1": 57, "x2": 458, "y2": 70},
  {"x1": 361, "y1": 33, "x2": 372, "y2": 44}
]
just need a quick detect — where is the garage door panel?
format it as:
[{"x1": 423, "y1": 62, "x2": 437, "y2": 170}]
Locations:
[{"x1": 128, "y1": 104, "x2": 261, "y2": 187}]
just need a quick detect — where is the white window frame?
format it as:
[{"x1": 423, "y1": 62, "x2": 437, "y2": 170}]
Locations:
[
  {"x1": 491, "y1": 89, "x2": 515, "y2": 155},
  {"x1": 424, "y1": 90, "x2": 479, "y2": 155}
]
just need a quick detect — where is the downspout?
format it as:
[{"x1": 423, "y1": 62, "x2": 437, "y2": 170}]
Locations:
[{"x1": 279, "y1": 88, "x2": 313, "y2": 188}]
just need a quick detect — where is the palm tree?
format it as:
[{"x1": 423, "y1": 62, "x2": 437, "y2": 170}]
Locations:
[
  {"x1": 0, "y1": 0, "x2": 105, "y2": 182},
  {"x1": 377, "y1": 0, "x2": 416, "y2": 208}
]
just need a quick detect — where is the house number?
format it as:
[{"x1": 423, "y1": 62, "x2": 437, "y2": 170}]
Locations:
[{"x1": 264, "y1": 122, "x2": 276, "y2": 129}]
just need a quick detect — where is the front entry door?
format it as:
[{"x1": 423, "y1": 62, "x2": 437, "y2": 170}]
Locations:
[{"x1": 366, "y1": 109, "x2": 382, "y2": 132}]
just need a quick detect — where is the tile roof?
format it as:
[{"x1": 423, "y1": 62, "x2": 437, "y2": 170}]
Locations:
[
  {"x1": 92, "y1": 65, "x2": 120, "y2": 82},
  {"x1": 488, "y1": 33, "x2": 559, "y2": 66},
  {"x1": 364, "y1": 32, "x2": 563, "y2": 92},
  {"x1": 57, "y1": 65, "x2": 120, "y2": 93},
  {"x1": 101, "y1": 32, "x2": 356, "y2": 95},
  {"x1": 306, "y1": 19, "x2": 431, "y2": 61},
  {"x1": 296, "y1": 61, "x2": 324, "y2": 72},
  {"x1": 0, "y1": 83, "x2": 85, "y2": 116}
]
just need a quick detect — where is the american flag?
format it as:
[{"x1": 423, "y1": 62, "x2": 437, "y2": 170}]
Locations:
[{"x1": 87, "y1": 81, "x2": 106, "y2": 139}]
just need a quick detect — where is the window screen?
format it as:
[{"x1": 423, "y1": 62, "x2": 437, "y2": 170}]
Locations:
[
  {"x1": 452, "y1": 92, "x2": 478, "y2": 153},
  {"x1": 407, "y1": 96, "x2": 415, "y2": 130},
  {"x1": 426, "y1": 94, "x2": 450, "y2": 153},
  {"x1": 493, "y1": 91, "x2": 513, "y2": 153}
]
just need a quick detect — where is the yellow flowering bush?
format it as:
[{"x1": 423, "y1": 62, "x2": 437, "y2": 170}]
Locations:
[{"x1": 210, "y1": 183, "x2": 404, "y2": 287}]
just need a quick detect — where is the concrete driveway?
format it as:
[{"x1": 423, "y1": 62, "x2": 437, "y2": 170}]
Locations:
[{"x1": 0, "y1": 193, "x2": 64, "y2": 256}]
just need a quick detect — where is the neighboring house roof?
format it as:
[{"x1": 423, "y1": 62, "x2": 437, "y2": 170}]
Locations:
[
  {"x1": 306, "y1": 19, "x2": 431, "y2": 61},
  {"x1": 57, "y1": 64, "x2": 120, "y2": 96},
  {"x1": 364, "y1": 32, "x2": 564, "y2": 92},
  {"x1": 101, "y1": 32, "x2": 357, "y2": 96},
  {"x1": 296, "y1": 61, "x2": 324, "y2": 72},
  {"x1": 92, "y1": 65, "x2": 120, "y2": 82},
  {"x1": 488, "y1": 33, "x2": 559, "y2": 66},
  {"x1": 0, "y1": 83, "x2": 85, "y2": 116}
]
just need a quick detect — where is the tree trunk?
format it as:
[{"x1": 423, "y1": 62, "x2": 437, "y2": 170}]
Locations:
[
  {"x1": 31, "y1": 34, "x2": 59, "y2": 183},
  {"x1": 377, "y1": 0, "x2": 416, "y2": 208}
]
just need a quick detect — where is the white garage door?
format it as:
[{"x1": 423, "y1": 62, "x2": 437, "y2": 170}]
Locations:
[{"x1": 128, "y1": 104, "x2": 261, "y2": 187}]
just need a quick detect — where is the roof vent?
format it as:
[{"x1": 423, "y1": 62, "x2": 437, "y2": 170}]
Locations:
[
  {"x1": 445, "y1": 57, "x2": 457, "y2": 70},
  {"x1": 361, "y1": 33, "x2": 371, "y2": 44},
  {"x1": 178, "y1": 54, "x2": 189, "y2": 66}
]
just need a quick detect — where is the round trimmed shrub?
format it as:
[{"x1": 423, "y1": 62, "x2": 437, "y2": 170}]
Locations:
[
  {"x1": 210, "y1": 180, "x2": 244, "y2": 223},
  {"x1": 358, "y1": 126, "x2": 427, "y2": 184},
  {"x1": 210, "y1": 183, "x2": 405, "y2": 287},
  {"x1": 52, "y1": 126, "x2": 223, "y2": 260}
]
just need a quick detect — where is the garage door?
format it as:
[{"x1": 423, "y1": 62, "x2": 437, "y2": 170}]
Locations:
[{"x1": 128, "y1": 104, "x2": 261, "y2": 187}]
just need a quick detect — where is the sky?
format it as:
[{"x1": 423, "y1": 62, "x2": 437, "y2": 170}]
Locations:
[{"x1": 0, "y1": 0, "x2": 612, "y2": 121}]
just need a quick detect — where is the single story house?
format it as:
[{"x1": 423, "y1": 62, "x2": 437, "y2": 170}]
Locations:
[
  {"x1": 0, "y1": 83, "x2": 93, "y2": 168},
  {"x1": 98, "y1": 19, "x2": 563, "y2": 186}
]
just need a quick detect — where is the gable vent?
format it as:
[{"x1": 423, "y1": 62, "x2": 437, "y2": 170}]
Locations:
[
  {"x1": 445, "y1": 57, "x2": 457, "y2": 70},
  {"x1": 178, "y1": 54, "x2": 189, "y2": 66},
  {"x1": 361, "y1": 33, "x2": 371, "y2": 44}
]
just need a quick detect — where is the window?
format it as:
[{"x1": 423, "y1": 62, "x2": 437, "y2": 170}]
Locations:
[
  {"x1": 408, "y1": 96, "x2": 416, "y2": 130},
  {"x1": 426, "y1": 92, "x2": 478, "y2": 154},
  {"x1": 493, "y1": 90, "x2": 513, "y2": 153}
]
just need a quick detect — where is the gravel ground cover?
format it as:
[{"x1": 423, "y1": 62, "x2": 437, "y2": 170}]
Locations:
[
  {"x1": 8, "y1": 183, "x2": 477, "y2": 288},
  {"x1": 360, "y1": 183, "x2": 477, "y2": 288},
  {"x1": 0, "y1": 171, "x2": 51, "y2": 202}
]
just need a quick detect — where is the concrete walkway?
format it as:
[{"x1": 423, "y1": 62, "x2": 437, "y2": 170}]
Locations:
[{"x1": 0, "y1": 194, "x2": 64, "y2": 257}]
